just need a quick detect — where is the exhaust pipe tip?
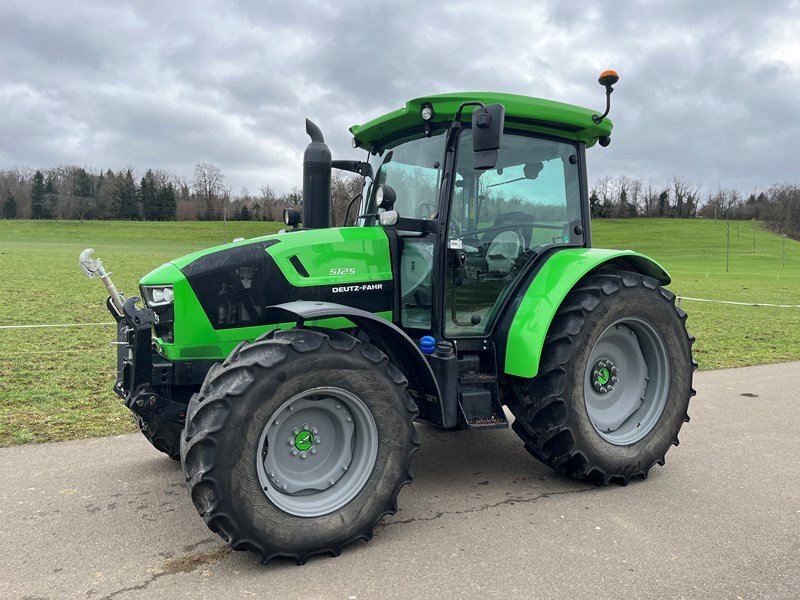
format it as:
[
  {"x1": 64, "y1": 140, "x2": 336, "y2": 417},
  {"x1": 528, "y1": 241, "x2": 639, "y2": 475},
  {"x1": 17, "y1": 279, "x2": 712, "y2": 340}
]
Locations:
[{"x1": 305, "y1": 118, "x2": 325, "y2": 144}]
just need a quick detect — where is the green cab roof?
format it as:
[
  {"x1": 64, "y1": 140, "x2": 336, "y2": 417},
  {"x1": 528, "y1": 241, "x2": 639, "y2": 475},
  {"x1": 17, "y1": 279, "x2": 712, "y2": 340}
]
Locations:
[{"x1": 349, "y1": 92, "x2": 613, "y2": 149}]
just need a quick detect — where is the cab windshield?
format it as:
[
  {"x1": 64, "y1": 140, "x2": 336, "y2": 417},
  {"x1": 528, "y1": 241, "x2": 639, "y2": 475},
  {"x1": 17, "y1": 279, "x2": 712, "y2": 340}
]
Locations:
[{"x1": 358, "y1": 132, "x2": 444, "y2": 224}]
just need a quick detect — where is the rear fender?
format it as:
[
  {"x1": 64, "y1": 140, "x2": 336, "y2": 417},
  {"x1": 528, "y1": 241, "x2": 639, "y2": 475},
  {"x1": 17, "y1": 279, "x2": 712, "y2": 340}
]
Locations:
[
  {"x1": 498, "y1": 248, "x2": 670, "y2": 379},
  {"x1": 264, "y1": 301, "x2": 444, "y2": 424}
]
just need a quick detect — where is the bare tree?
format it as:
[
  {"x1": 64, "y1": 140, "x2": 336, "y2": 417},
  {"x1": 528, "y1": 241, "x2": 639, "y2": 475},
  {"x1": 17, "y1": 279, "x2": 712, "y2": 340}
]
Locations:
[{"x1": 193, "y1": 163, "x2": 226, "y2": 220}]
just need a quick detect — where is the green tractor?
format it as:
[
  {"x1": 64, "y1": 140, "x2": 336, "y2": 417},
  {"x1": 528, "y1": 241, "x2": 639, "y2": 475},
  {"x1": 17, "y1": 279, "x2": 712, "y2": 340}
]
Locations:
[{"x1": 81, "y1": 71, "x2": 695, "y2": 564}]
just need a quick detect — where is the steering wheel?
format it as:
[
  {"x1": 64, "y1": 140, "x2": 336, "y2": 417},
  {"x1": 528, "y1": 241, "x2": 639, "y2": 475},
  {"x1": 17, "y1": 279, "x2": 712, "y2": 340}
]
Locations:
[{"x1": 415, "y1": 202, "x2": 437, "y2": 220}]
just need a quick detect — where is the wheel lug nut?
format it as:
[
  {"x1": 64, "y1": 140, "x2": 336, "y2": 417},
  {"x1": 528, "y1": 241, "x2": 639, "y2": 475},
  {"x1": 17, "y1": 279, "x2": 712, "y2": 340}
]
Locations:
[
  {"x1": 598, "y1": 361, "x2": 606, "y2": 369},
  {"x1": 310, "y1": 447, "x2": 317, "y2": 454},
  {"x1": 302, "y1": 423, "x2": 309, "y2": 430},
  {"x1": 611, "y1": 366, "x2": 618, "y2": 375},
  {"x1": 600, "y1": 386, "x2": 608, "y2": 394},
  {"x1": 611, "y1": 376, "x2": 618, "y2": 384},
  {"x1": 292, "y1": 427, "x2": 299, "y2": 434},
  {"x1": 300, "y1": 451, "x2": 308, "y2": 459},
  {"x1": 291, "y1": 448, "x2": 298, "y2": 455},
  {"x1": 287, "y1": 438, "x2": 294, "y2": 445},
  {"x1": 606, "y1": 385, "x2": 614, "y2": 392},
  {"x1": 592, "y1": 370, "x2": 600, "y2": 379},
  {"x1": 593, "y1": 382, "x2": 601, "y2": 391},
  {"x1": 314, "y1": 436, "x2": 321, "y2": 444},
  {"x1": 311, "y1": 427, "x2": 319, "y2": 434}
]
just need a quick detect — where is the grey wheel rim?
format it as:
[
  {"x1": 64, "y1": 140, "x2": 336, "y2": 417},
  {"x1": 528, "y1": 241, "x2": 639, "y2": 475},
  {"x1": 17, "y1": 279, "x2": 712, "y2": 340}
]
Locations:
[
  {"x1": 584, "y1": 317, "x2": 670, "y2": 446},
  {"x1": 256, "y1": 387, "x2": 379, "y2": 518}
]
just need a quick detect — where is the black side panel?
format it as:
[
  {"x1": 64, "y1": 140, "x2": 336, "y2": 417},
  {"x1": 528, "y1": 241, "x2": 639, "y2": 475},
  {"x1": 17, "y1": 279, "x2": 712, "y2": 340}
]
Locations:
[
  {"x1": 181, "y1": 240, "x2": 280, "y2": 278},
  {"x1": 181, "y1": 240, "x2": 393, "y2": 330}
]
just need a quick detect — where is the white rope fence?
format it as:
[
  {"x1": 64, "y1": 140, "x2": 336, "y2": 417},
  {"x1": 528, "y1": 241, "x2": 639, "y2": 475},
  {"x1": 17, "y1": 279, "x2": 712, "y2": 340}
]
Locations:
[
  {"x1": 3, "y1": 295, "x2": 800, "y2": 333},
  {"x1": 677, "y1": 297, "x2": 800, "y2": 309},
  {"x1": 0, "y1": 322, "x2": 116, "y2": 330}
]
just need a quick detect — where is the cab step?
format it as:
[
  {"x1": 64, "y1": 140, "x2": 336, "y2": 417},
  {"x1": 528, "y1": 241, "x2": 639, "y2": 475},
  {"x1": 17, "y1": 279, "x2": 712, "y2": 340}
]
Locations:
[{"x1": 464, "y1": 415, "x2": 509, "y2": 430}]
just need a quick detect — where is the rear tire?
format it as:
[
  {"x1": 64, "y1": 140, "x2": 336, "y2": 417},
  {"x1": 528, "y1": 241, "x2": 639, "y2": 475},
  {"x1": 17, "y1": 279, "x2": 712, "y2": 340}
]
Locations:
[
  {"x1": 507, "y1": 271, "x2": 696, "y2": 484},
  {"x1": 180, "y1": 328, "x2": 419, "y2": 564},
  {"x1": 134, "y1": 414, "x2": 182, "y2": 461}
]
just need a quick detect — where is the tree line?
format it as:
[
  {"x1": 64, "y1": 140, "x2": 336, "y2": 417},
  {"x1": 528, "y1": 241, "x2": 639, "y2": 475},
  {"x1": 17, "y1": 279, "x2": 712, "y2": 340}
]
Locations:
[
  {"x1": 0, "y1": 163, "x2": 361, "y2": 225},
  {"x1": 590, "y1": 175, "x2": 800, "y2": 239},
  {"x1": 2, "y1": 165, "x2": 799, "y2": 240}
]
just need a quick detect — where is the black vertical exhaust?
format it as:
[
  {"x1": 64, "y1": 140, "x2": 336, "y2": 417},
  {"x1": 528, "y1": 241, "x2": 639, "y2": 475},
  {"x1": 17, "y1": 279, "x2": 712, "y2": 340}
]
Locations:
[{"x1": 302, "y1": 119, "x2": 332, "y2": 228}]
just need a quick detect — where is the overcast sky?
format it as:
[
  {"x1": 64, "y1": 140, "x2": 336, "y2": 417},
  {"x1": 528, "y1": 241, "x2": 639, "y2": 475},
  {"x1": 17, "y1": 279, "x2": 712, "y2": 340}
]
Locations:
[{"x1": 1, "y1": 0, "x2": 798, "y2": 196}]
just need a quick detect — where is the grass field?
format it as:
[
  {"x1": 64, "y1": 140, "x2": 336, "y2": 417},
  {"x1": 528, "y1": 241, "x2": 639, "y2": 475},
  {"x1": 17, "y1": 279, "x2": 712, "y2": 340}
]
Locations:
[{"x1": 1, "y1": 218, "x2": 799, "y2": 446}]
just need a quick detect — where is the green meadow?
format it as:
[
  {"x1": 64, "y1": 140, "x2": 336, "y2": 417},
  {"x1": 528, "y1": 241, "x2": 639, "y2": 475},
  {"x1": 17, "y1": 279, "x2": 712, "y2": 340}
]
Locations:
[{"x1": 1, "y1": 218, "x2": 798, "y2": 445}]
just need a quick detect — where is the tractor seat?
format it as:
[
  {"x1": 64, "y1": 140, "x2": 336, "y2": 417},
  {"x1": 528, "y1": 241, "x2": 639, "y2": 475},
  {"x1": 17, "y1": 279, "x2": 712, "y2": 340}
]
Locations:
[{"x1": 485, "y1": 230, "x2": 524, "y2": 274}]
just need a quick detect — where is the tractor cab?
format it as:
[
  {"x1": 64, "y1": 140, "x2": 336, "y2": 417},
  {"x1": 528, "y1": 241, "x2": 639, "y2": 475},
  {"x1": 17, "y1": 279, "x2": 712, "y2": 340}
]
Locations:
[{"x1": 351, "y1": 92, "x2": 611, "y2": 340}]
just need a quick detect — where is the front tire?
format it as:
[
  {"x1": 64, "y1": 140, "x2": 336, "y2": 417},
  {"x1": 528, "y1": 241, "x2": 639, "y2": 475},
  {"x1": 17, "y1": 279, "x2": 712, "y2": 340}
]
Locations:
[
  {"x1": 134, "y1": 414, "x2": 182, "y2": 461},
  {"x1": 507, "y1": 271, "x2": 696, "y2": 484},
  {"x1": 180, "y1": 328, "x2": 418, "y2": 564}
]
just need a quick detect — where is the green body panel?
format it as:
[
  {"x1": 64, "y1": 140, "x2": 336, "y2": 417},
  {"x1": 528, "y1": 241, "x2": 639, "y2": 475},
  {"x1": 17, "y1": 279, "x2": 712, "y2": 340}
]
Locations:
[
  {"x1": 139, "y1": 227, "x2": 394, "y2": 361},
  {"x1": 350, "y1": 92, "x2": 613, "y2": 149},
  {"x1": 264, "y1": 227, "x2": 392, "y2": 286},
  {"x1": 139, "y1": 262, "x2": 221, "y2": 359},
  {"x1": 504, "y1": 248, "x2": 670, "y2": 379}
]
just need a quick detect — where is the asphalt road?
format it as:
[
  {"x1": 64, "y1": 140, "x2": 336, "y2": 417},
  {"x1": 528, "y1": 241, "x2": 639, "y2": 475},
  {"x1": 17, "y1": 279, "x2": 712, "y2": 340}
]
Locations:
[{"x1": 1, "y1": 362, "x2": 798, "y2": 600}]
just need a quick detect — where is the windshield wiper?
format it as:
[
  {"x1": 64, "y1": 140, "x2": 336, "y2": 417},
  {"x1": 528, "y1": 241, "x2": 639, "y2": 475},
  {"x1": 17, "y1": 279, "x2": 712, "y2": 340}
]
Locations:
[{"x1": 486, "y1": 175, "x2": 526, "y2": 188}]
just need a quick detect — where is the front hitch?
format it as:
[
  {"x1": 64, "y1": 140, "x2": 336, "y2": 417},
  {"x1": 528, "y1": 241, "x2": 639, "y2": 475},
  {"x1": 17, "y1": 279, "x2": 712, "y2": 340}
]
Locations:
[
  {"x1": 78, "y1": 249, "x2": 178, "y2": 421},
  {"x1": 79, "y1": 248, "x2": 125, "y2": 315}
]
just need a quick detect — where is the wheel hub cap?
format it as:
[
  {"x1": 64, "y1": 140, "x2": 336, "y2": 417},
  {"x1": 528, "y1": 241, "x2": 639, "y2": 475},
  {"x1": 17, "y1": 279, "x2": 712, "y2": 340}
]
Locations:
[
  {"x1": 584, "y1": 318, "x2": 671, "y2": 446},
  {"x1": 591, "y1": 359, "x2": 619, "y2": 393},
  {"x1": 256, "y1": 387, "x2": 379, "y2": 517}
]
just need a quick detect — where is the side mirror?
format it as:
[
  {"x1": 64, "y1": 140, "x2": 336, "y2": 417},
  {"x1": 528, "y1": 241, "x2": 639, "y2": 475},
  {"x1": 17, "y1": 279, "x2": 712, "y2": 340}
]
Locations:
[{"x1": 471, "y1": 103, "x2": 505, "y2": 170}]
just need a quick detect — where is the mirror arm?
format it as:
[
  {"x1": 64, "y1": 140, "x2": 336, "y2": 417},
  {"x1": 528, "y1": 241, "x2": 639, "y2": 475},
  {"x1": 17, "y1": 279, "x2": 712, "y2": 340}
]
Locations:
[
  {"x1": 331, "y1": 160, "x2": 372, "y2": 177},
  {"x1": 453, "y1": 100, "x2": 486, "y2": 123}
]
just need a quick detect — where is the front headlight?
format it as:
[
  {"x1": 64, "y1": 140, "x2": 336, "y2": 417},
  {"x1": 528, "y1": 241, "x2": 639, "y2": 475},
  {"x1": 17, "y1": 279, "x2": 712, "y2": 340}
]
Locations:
[{"x1": 143, "y1": 285, "x2": 174, "y2": 307}]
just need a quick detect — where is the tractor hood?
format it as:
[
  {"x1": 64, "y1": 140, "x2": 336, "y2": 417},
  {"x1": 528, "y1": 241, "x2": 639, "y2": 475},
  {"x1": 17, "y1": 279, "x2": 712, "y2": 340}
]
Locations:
[{"x1": 138, "y1": 227, "x2": 395, "y2": 360}]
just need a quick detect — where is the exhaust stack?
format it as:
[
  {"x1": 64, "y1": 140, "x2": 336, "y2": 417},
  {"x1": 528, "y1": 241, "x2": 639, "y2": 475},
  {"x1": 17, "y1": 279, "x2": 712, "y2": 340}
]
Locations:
[{"x1": 302, "y1": 119, "x2": 332, "y2": 228}]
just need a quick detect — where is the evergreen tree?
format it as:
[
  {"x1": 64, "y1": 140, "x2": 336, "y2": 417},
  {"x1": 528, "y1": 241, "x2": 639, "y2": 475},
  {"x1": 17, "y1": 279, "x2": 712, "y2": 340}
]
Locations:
[
  {"x1": 156, "y1": 182, "x2": 177, "y2": 220},
  {"x1": 73, "y1": 168, "x2": 95, "y2": 220},
  {"x1": 31, "y1": 170, "x2": 45, "y2": 219},
  {"x1": 116, "y1": 169, "x2": 139, "y2": 220},
  {"x1": 240, "y1": 205, "x2": 251, "y2": 221},
  {"x1": 43, "y1": 173, "x2": 57, "y2": 219},
  {"x1": 756, "y1": 192, "x2": 767, "y2": 219},
  {"x1": 658, "y1": 190, "x2": 669, "y2": 217},
  {"x1": 618, "y1": 188, "x2": 628, "y2": 218},
  {"x1": 3, "y1": 193, "x2": 17, "y2": 219},
  {"x1": 141, "y1": 170, "x2": 158, "y2": 220}
]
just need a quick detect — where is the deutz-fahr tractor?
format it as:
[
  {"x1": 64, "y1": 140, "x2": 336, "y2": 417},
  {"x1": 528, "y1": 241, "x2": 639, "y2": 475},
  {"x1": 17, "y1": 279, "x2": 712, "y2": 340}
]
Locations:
[{"x1": 81, "y1": 71, "x2": 695, "y2": 564}]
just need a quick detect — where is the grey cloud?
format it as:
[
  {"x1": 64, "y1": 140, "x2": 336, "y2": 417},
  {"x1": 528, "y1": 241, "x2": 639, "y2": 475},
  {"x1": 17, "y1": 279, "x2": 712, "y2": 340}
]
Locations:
[{"x1": 0, "y1": 0, "x2": 798, "y2": 195}]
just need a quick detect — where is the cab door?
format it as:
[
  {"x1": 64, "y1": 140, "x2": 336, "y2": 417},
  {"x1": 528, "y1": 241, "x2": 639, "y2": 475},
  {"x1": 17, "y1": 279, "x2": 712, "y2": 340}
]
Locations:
[{"x1": 445, "y1": 129, "x2": 585, "y2": 337}]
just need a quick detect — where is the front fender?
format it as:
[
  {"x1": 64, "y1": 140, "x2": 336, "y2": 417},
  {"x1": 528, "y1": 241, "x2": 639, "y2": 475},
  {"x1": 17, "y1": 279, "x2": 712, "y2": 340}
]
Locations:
[
  {"x1": 264, "y1": 301, "x2": 444, "y2": 424},
  {"x1": 500, "y1": 248, "x2": 670, "y2": 379}
]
